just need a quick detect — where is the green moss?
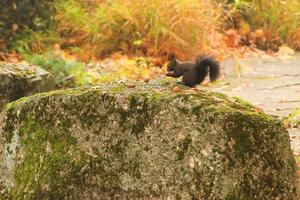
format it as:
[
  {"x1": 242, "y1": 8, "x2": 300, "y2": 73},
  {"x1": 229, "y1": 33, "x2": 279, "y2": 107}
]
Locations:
[
  {"x1": 12, "y1": 120, "x2": 88, "y2": 199},
  {"x1": 2, "y1": 87, "x2": 89, "y2": 113},
  {"x1": 232, "y1": 96, "x2": 254, "y2": 109},
  {"x1": 3, "y1": 97, "x2": 30, "y2": 112},
  {"x1": 118, "y1": 93, "x2": 160, "y2": 138},
  {"x1": 177, "y1": 135, "x2": 192, "y2": 161},
  {"x1": 212, "y1": 92, "x2": 231, "y2": 101},
  {"x1": 109, "y1": 84, "x2": 127, "y2": 93},
  {"x1": 0, "y1": 63, "x2": 37, "y2": 79}
]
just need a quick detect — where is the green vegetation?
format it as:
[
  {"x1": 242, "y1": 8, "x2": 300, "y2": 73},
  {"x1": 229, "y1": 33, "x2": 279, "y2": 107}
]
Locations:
[
  {"x1": 1, "y1": 0, "x2": 300, "y2": 56},
  {"x1": 2, "y1": 119, "x2": 98, "y2": 199},
  {"x1": 1, "y1": 0, "x2": 300, "y2": 87},
  {"x1": 21, "y1": 50, "x2": 94, "y2": 88},
  {"x1": 57, "y1": 0, "x2": 222, "y2": 57},
  {"x1": 229, "y1": 0, "x2": 300, "y2": 49},
  {"x1": 282, "y1": 109, "x2": 300, "y2": 128},
  {"x1": 0, "y1": 0, "x2": 59, "y2": 50}
]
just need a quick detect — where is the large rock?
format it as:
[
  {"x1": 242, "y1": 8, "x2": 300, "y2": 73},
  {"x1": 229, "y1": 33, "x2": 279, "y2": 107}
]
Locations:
[
  {"x1": 0, "y1": 81, "x2": 296, "y2": 199},
  {"x1": 0, "y1": 62, "x2": 55, "y2": 111}
]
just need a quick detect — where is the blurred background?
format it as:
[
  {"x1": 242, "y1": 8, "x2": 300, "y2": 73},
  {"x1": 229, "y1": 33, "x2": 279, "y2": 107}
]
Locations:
[{"x1": 1, "y1": 0, "x2": 300, "y2": 88}]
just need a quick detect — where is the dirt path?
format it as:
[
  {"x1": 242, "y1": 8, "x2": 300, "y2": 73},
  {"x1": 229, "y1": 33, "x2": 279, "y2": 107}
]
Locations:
[{"x1": 207, "y1": 53, "x2": 300, "y2": 155}]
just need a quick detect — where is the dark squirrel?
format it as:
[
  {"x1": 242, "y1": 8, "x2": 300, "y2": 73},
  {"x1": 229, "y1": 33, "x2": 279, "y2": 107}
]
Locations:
[{"x1": 166, "y1": 54, "x2": 221, "y2": 87}]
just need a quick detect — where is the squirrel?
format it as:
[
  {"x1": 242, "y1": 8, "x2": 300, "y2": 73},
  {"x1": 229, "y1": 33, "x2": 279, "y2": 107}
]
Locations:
[{"x1": 166, "y1": 54, "x2": 221, "y2": 87}]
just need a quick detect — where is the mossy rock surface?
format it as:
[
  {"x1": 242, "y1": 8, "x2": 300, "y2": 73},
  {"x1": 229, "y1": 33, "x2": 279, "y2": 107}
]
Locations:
[
  {"x1": 0, "y1": 62, "x2": 55, "y2": 111},
  {"x1": 0, "y1": 81, "x2": 296, "y2": 199}
]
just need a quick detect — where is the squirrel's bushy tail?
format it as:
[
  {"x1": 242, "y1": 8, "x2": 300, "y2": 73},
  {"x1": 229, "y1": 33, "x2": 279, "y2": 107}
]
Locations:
[{"x1": 196, "y1": 56, "x2": 220, "y2": 82}]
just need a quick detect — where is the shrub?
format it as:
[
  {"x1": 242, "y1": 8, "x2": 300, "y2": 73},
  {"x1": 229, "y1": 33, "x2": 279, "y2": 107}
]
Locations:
[
  {"x1": 229, "y1": 0, "x2": 300, "y2": 49},
  {"x1": 21, "y1": 50, "x2": 94, "y2": 88},
  {"x1": 57, "y1": 0, "x2": 223, "y2": 58},
  {"x1": 0, "y1": 0, "x2": 59, "y2": 50}
]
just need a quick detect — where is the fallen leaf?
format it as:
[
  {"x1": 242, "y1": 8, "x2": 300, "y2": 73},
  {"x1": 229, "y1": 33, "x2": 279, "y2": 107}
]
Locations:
[
  {"x1": 191, "y1": 87, "x2": 199, "y2": 92},
  {"x1": 148, "y1": 57, "x2": 162, "y2": 66},
  {"x1": 283, "y1": 121, "x2": 290, "y2": 128},
  {"x1": 254, "y1": 29, "x2": 265, "y2": 39},
  {"x1": 173, "y1": 86, "x2": 183, "y2": 93},
  {"x1": 266, "y1": 49, "x2": 273, "y2": 54},
  {"x1": 216, "y1": 54, "x2": 225, "y2": 61},
  {"x1": 201, "y1": 80, "x2": 210, "y2": 86},
  {"x1": 224, "y1": 29, "x2": 241, "y2": 47},
  {"x1": 291, "y1": 27, "x2": 300, "y2": 50},
  {"x1": 254, "y1": 107, "x2": 263, "y2": 113},
  {"x1": 127, "y1": 84, "x2": 136, "y2": 88}
]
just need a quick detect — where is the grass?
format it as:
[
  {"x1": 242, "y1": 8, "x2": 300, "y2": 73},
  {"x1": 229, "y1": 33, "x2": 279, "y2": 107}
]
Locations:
[
  {"x1": 11, "y1": 29, "x2": 61, "y2": 53},
  {"x1": 56, "y1": 0, "x2": 223, "y2": 58},
  {"x1": 230, "y1": 0, "x2": 300, "y2": 47},
  {"x1": 20, "y1": 50, "x2": 95, "y2": 88},
  {"x1": 6, "y1": 0, "x2": 300, "y2": 58},
  {"x1": 282, "y1": 109, "x2": 300, "y2": 128}
]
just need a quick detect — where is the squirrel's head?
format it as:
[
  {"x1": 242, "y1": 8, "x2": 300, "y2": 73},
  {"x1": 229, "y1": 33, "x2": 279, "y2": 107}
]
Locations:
[{"x1": 167, "y1": 53, "x2": 176, "y2": 71}]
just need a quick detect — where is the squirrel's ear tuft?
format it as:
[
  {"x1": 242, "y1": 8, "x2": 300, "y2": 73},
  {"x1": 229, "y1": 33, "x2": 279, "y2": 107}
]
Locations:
[{"x1": 168, "y1": 53, "x2": 176, "y2": 61}]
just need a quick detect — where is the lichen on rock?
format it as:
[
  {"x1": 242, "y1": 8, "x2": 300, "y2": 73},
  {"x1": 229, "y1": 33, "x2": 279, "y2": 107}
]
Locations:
[
  {"x1": 0, "y1": 81, "x2": 296, "y2": 199},
  {"x1": 0, "y1": 62, "x2": 55, "y2": 111}
]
